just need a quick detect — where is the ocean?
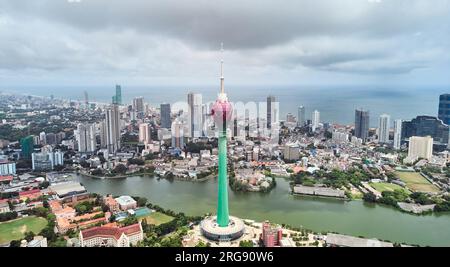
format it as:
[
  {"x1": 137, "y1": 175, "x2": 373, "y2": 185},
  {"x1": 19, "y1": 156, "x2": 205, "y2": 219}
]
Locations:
[{"x1": 1, "y1": 85, "x2": 448, "y2": 127}]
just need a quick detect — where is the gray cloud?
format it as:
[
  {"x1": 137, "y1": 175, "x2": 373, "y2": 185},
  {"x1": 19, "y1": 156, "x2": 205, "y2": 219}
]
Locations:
[{"x1": 0, "y1": 0, "x2": 449, "y2": 84}]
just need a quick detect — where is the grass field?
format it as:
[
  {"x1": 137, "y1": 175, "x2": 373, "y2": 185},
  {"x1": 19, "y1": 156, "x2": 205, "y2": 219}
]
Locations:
[
  {"x1": 0, "y1": 216, "x2": 48, "y2": 244},
  {"x1": 395, "y1": 171, "x2": 440, "y2": 193},
  {"x1": 139, "y1": 212, "x2": 174, "y2": 226},
  {"x1": 369, "y1": 182, "x2": 411, "y2": 194}
]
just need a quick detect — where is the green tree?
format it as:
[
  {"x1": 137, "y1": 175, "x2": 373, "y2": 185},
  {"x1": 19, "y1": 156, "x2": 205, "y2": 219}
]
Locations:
[{"x1": 239, "y1": 240, "x2": 254, "y2": 247}]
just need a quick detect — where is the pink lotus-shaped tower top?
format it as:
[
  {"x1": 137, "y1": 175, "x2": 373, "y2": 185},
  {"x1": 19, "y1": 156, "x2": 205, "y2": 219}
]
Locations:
[{"x1": 211, "y1": 94, "x2": 233, "y2": 128}]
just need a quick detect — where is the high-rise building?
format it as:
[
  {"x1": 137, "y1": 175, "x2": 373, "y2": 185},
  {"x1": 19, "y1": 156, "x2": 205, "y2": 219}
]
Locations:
[
  {"x1": 171, "y1": 119, "x2": 185, "y2": 149},
  {"x1": 138, "y1": 123, "x2": 151, "y2": 144},
  {"x1": 188, "y1": 93, "x2": 203, "y2": 137},
  {"x1": 39, "y1": 132, "x2": 46, "y2": 145},
  {"x1": 31, "y1": 151, "x2": 64, "y2": 171},
  {"x1": 20, "y1": 136, "x2": 34, "y2": 159},
  {"x1": 112, "y1": 85, "x2": 122, "y2": 105},
  {"x1": 105, "y1": 104, "x2": 121, "y2": 154},
  {"x1": 160, "y1": 103, "x2": 171, "y2": 129},
  {"x1": 84, "y1": 91, "x2": 89, "y2": 109},
  {"x1": 402, "y1": 115, "x2": 449, "y2": 145},
  {"x1": 202, "y1": 104, "x2": 209, "y2": 136},
  {"x1": 0, "y1": 161, "x2": 16, "y2": 175},
  {"x1": 133, "y1": 97, "x2": 144, "y2": 117},
  {"x1": 393, "y1": 119, "x2": 402, "y2": 150},
  {"x1": 267, "y1": 95, "x2": 276, "y2": 129},
  {"x1": 378, "y1": 114, "x2": 390, "y2": 143},
  {"x1": 312, "y1": 110, "x2": 320, "y2": 132},
  {"x1": 99, "y1": 121, "x2": 107, "y2": 148},
  {"x1": 438, "y1": 94, "x2": 450, "y2": 125},
  {"x1": 408, "y1": 136, "x2": 433, "y2": 160},
  {"x1": 355, "y1": 109, "x2": 370, "y2": 142},
  {"x1": 298, "y1": 106, "x2": 306, "y2": 127},
  {"x1": 76, "y1": 123, "x2": 96, "y2": 153},
  {"x1": 46, "y1": 133, "x2": 57, "y2": 145}
]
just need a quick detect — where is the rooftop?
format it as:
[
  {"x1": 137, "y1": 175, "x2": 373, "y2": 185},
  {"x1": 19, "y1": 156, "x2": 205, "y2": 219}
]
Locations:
[
  {"x1": 49, "y1": 182, "x2": 86, "y2": 197},
  {"x1": 114, "y1": 196, "x2": 136, "y2": 206},
  {"x1": 81, "y1": 223, "x2": 141, "y2": 240},
  {"x1": 326, "y1": 233, "x2": 394, "y2": 247}
]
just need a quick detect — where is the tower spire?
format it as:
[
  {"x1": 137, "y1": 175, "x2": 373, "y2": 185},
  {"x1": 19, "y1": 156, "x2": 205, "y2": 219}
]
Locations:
[{"x1": 220, "y1": 42, "x2": 224, "y2": 94}]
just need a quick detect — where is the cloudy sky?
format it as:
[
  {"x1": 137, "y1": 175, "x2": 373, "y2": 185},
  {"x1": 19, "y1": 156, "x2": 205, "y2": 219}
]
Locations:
[{"x1": 0, "y1": 0, "x2": 450, "y2": 87}]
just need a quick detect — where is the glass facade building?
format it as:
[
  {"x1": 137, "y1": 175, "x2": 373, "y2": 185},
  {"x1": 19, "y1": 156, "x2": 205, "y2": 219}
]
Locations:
[
  {"x1": 402, "y1": 115, "x2": 449, "y2": 145},
  {"x1": 438, "y1": 94, "x2": 450, "y2": 125}
]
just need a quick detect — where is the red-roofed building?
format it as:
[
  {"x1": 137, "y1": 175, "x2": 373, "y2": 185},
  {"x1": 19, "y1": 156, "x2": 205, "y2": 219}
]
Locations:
[
  {"x1": 19, "y1": 189, "x2": 42, "y2": 201},
  {"x1": 79, "y1": 223, "x2": 143, "y2": 247},
  {"x1": 0, "y1": 175, "x2": 13, "y2": 184}
]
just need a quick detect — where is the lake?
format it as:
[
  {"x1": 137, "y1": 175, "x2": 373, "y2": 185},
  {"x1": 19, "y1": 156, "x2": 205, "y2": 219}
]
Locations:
[{"x1": 75, "y1": 174, "x2": 450, "y2": 247}]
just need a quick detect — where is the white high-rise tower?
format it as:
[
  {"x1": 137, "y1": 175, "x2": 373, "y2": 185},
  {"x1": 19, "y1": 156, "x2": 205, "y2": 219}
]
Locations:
[
  {"x1": 393, "y1": 119, "x2": 402, "y2": 150},
  {"x1": 378, "y1": 114, "x2": 391, "y2": 144},
  {"x1": 312, "y1": 110, "x2": 320, "y2": 132}
]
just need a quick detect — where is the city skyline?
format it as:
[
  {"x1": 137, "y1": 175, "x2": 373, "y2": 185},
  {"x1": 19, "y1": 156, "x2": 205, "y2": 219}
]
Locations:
[{"x1": 2, "y1": 0, "x2": 450, "y2": 251}]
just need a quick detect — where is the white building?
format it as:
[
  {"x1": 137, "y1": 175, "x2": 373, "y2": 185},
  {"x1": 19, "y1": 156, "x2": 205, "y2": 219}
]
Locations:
[
  {"x1": 312, "y1": 110, "x2": 320, "y2": 132},
  {"x1": 188, "y1": 93, "x2": 203, "y2": 138},
  {"x1": 0, "y1": 161, "x2": 16, "y2": 175},
  {"x1": 393, "y1": 119, "x2": 402, "y2": 150},
  {"x1": 408, "y1": 136, "x2": 433, "y2": 160},
  {"x1": 76, "y1": 123, "x2": 96, "y2": 153},
  {"x1": 378, "y1": 114, "x2": 390, "y2": 144},
  {"x1": 31, "y1": 151, "x2": 64, "y2": 171},
  {"x1": 332, "y1": 131, "x2": 349, "y2": 143},
  {"x1": 114, "y1": 196, "x2": 137, "y2": 211},
  {"x1": 138, "y1": 123, "x2": 151, "y2": 144}
]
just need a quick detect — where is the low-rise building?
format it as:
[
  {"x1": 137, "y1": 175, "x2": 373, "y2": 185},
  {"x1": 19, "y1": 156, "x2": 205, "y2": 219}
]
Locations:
[
  {"x1": 0, "y1": 200, "x2": 10, "y2": 213},
  {"x1": 79, "y1": 223, "x2": 143, "y2": 247},
  {"x1": 115, "y1": 196, "x2": 137, "y2": 211},
  {"x1": 326, "y1": 233, "x2": 394, "y2": 247}
]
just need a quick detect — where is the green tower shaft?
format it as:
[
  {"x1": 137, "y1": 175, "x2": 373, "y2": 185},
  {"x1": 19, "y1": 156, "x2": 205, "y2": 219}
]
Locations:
[{"x1": 216, "y1": 129, "x2": 229, "y2": 227}]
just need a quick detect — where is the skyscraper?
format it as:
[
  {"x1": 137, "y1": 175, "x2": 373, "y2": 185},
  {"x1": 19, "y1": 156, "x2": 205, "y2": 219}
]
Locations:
[
  {"x1": 378, "y1": 114, "x2": 390, "y2": 144},
  {"x1": 401, "y1": 115, "x2": 449, "y2": 145},
  {"x1": 438, "y1": 94, "x2": 450, "y2": 125},
  {"x1": 138, "y1": 123, "x2": 151, "y2": 144},
  {"x1": 112, "y1": 85, "x2": 122, "y2": 105},
  {"x1": 76, "y1": 123, "x2": 96, "y2": 153},
  {"x1": 188, "y1": 93, "x2": 203, "y2": 137},
  {"x1": 267, "y1": 95, "x2": 276, "y2": 129},
  {"x1": 393, "y1": 119, "x2": 402, "y2": 150},
  {"x1": 105, "y1": 104, "x2": 121, "y2": 154},
  {"x1": 298, "y1": 106, "x2": 306, "y2": 127},
  {"x1": 99, "y1": 121, "x2": 107, "y2": 148},
  {"x1": 133, "y1": 97, "x2": 144, "y2": 117},
  {"x1": 355, "y1": 109, "x2": 370, "y2": 142},
  {"x1": 171, "y1": 119, "x2": 184, "y2": 149},
  {"x1": 20, "y1": 136, "x2": 34, "y2": 159},
  {"x1": 312, "y1": 110, "x2": 320, "y2": 132},
  {"x1": 39, "y1": 132, "x2": 46, "y2": 145},
  {"x1": 160, "y1": 103, "x2": 171, "y2": 129}
]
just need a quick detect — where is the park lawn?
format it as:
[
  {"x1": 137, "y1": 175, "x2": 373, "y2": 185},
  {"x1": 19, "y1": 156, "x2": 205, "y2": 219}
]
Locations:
[
  {"x1": 369, "y1": 182, "x2": 411, "y2": 194},
  {"x1": 0, "y1": 216, "x2": 48, "y2": 244},
  {"x1": 395, "y1": 171, "x2": 440, "y2": 193},
  {"x1": 139, "y1": 212, "x2": 174, "y2": 226}
]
